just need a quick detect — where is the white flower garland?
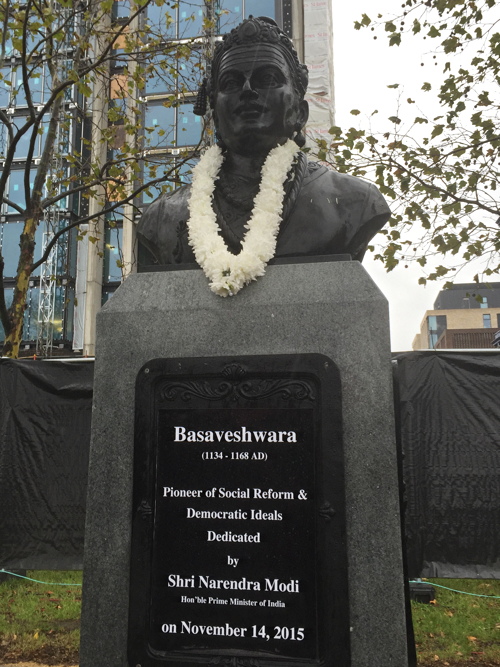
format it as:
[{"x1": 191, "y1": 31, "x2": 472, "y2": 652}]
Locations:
[{"x1": 187, "y1": 140, "x2": 299, "y2": 297}]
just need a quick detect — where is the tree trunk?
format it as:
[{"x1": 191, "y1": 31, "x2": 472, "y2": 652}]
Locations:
[
  {"x1": 2, "y1": 91, "x2": 63, "y2": 358},
  {"x1": 2, "y1": 216, "x2": 39, "y2": 358}
]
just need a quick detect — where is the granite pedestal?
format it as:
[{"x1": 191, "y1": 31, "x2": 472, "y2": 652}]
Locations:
[{"x1": 80, "y1": 261, "x2": 409, "y2": 667}]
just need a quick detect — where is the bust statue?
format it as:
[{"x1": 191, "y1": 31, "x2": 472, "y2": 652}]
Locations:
[{"x1": 138, "y1": 16, "x2": 390, "y2": 296}]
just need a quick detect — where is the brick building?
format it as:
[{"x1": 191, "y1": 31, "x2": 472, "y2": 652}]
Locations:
[{"x1": 412, "y1": 283, "x2": 500, "y2": 350}]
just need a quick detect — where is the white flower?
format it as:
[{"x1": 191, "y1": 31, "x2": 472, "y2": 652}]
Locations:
[{"x1": 187, "y1": 140, "x2": 299, "y2": 297}]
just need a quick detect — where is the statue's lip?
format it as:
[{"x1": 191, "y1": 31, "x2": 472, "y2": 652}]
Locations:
[{"x1": 235, "y1": 103, "x2": 266, "y2": 116}]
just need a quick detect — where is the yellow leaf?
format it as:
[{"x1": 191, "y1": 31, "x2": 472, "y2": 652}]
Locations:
[
  {"x1": 433, "y1": 655, "x2": 439, "y2": 661},
  {"x1": 34, "y1": 631, "x2": 39, "y2": 639},
  {"x1": 467, "y1": 636, "x2": 477, "y2": 642},
  {"x1": 445, "y1": 610, "x2": 454, "y2": 617}
]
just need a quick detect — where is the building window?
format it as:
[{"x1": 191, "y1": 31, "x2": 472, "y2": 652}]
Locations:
[
  {"x1": 177, "y1": 102, "x2": 202, "y2": 146},
  {"x1": 141, "y1": 157, "x2": 196, "y2": 204},
  {"x1": 0, "y1": 67, "x2": 11, "y2": 107},
  {"x1": 0, "y1": 221, "x2": 44, "y2": 276},
  {"x1": 145, "y1": 3, "x2": 178, "y2": 36},
  {"x1": 0, "y1": 285, "x2": 70, "y2": 343},
  {"x1": 9, "y1": 119, "x2": 49, "y2": 159},
  {"x1": 178, "y1": 0, "x2": 204, "y2": 38},
  {"x1": 113, "y1": 0, "x2": 131, "y2": 19},
  {"x1": 142, "y1": 162, "x2": 175, "y2": 205},
  {"x1": 427, "y1": 314, "x2": 447, "y2": 349},
  {"x1": 480, "y1": 297, "x2": 488, "y2": 308},
  {"x1": 246, "y1": 0, "x2": 278, "y2": 19},
  {"x1": 483, "y1": 314, "x2": 491, "y2": 328},
  {"x1": 104, "y1": 225, "x2": 123, "y2": 283},
  {"x1": 144, "y1": 55, "x2": 174, "y2": 96},
  {"x1": 144, "y1": 101, "x2": 176, "y2": 149},
  {"x1": 0, "y1": 289, "x2": 14, "y2": 340},
  {"x1": 6, "y1": 169, "x2": 37, "y2": 213},
  {"x1": 218, "y1": 0, "x2": 279, "y2": 32},
  {"x1": 178, "y1": 53, "x2": 203, "y2": 93}
]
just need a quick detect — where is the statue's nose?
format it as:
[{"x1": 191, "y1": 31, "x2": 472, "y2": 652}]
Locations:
[{"x1": 240, "y1": 77, "x2": 258, "y2": 99}]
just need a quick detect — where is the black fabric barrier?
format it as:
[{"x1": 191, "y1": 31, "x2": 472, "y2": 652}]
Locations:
[
  {"x1": 1, "y1": 352, "x2": 500, "y2": 577},
  {"x1": 394, "y1": 351, "x2": 500, "y2": 579},
  {"x1": 0, "y1": 359, "x2": 93, "y2": 570}
]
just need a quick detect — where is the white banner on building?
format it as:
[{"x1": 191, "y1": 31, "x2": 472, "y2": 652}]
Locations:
[{"x1": 303, "y1": 0, "x2": 335, "y2": 144}]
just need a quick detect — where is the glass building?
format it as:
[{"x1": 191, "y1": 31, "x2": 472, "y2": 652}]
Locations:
[
  {"x1": 0, "y1": 0, "x2": 334, "y2": 356},
  {"x1": 0, "y1": 13, "x2": 82, "y2": 355},
  {"x1": 90, "y1": 0, "x2": 292, "y2": 353}
]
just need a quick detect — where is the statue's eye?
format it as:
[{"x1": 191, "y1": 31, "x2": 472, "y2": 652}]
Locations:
[
  {"x1": 219, "y1": 75, "x2": 242, "y2": 92},
  {"x1": 253, "y1": 70, "x2": 282, "y2": 88}
]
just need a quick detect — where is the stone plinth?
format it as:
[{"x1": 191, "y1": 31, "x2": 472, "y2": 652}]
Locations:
[{"x1": 80, "y1": 261, "x2": 408, "y2": 667}]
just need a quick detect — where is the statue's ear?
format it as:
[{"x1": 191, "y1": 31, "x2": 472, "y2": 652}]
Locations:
[
  {"x1": 293, "y1": 100, "x2": 310, "y2": 148},
  {"x1": 298, "y1": 99, "x2": 309, "y2": 129}
]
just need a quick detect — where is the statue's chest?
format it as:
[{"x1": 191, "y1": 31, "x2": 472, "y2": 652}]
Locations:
[{"x1": 213, "y1": 192, "x2": 252, "y2": 255}]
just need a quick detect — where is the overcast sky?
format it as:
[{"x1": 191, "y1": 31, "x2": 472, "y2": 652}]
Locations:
[{"x1": 331, "y1": 0, "x2": 482, "y2": 351}]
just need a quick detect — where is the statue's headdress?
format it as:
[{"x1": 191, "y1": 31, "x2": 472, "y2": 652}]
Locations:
[{"x1": 193, "y1": 16, "x2": 309, "y2": 116}]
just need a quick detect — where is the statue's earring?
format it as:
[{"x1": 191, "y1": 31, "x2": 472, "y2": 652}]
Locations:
[
  {"x1": 294, "y1": 126, "x2": 306, "y2": 148},
  {"x1": 193, "y1": 78, "x2": 208, "y2": 116}
]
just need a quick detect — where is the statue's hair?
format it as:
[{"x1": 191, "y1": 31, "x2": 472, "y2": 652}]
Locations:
[{"x1": 196, "y1": 16, "x2": 308, "y2": 115}]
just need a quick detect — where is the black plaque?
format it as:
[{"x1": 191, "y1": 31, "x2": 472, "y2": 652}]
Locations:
[{"x1": 129, "y1": 354, "x2": 350, "y2": 667}]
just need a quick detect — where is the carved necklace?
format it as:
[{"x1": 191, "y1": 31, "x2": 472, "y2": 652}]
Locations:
[
  {"x1": 187, "y1": 140, "x2": 300, "y2": 297},
  {"x1": 216, "y1": 171, "x2": 260, "y2": 212}
]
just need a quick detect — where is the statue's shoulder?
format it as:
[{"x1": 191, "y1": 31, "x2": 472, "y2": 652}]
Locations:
[
  {"x1": 140, "y1": 185, "x2": 191, "y2": 223},
  {"x1": 137, "y1": 185, "x2": 193, "y2": 265},
  {"x1": 304, "y1": 159, "x2": 386, "y2": 202},
  {"x1": 293, "y1": 157, "x2": 391, "y2": 260},
  {"x1": 138, "y1": 185, "x2": 191, "y2": 239},
  {"x1": 303, "y1": 158, "x2": 390, "y2": 218}
]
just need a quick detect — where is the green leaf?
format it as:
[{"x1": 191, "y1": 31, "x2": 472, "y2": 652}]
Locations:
[
  {"x1": 77, "y1": 81, "x2": 92, "y2": 97},
  {"x1": 328, "y1": 126, "x2": 342, "y2": 136}
]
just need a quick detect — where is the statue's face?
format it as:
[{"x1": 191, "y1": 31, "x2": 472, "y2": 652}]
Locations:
[{"x1": 214, "y1": 43, "x2": 307, "y2": 155}]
